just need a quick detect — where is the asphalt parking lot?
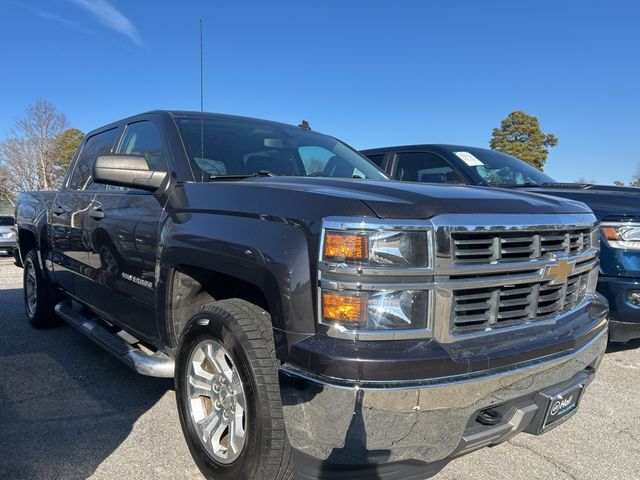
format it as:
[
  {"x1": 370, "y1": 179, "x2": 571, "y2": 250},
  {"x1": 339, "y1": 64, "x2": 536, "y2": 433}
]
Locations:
[{"x1": 0, "y1": 254, "x2": 639, "y2": 480}]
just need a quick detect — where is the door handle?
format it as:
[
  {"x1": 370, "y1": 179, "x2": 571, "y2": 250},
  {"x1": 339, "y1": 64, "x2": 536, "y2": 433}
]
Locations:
[
  {"x1": 89, "y1": 207, "x2": 106, "y2": 220},
  {"x1": 51, "y1": 206, "x2": 65, "y2": 216}
]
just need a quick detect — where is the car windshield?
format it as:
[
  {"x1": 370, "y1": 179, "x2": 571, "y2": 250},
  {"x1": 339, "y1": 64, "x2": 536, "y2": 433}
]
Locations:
[
  {"x1": 443, "y1": 146, "x2": 556, "y2": 187},
  {"x1": 177, "y1": 117, "x2": 387, "y2": 181},
  {"x1": 0, "y1": 216, "x2": 14, "y2": 226}
]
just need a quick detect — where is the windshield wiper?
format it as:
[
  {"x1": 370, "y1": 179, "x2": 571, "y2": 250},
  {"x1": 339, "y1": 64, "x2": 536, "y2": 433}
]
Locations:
[
  {"x1": 538, "y1": 182, "x2": 593, "y2": 189},
  {"x1": 501, "y1": 182, "x2": 541, "y2": 188},
  {"x1": 208, "y1": 170, "x2": 274, "y2": 181}
]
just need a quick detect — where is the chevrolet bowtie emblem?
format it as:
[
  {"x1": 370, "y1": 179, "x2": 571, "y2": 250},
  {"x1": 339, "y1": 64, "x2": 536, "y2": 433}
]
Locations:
[{"x1": 545, "y1": 259, "x2": 576, "y2": 284}]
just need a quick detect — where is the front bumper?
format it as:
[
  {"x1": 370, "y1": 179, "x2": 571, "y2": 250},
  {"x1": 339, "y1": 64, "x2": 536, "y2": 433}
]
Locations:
[
  {"x1": 280, "y1": 318, "x2": 607, "y2": 477},
  {"x1": 598, "y1": 275, "x2": 640, "y2": 342},
  {"x1": 0, "y1": 238, "x2": 16, "y2": 251}
]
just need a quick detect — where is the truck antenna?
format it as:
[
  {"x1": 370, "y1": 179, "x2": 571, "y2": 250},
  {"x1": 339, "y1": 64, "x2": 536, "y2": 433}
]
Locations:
[{"x1": 199, "y1": 18, "x2": 204, "y2": 182}]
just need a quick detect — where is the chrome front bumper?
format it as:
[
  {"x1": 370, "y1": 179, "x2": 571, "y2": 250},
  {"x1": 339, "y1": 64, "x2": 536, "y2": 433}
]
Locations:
[
  {"x1": 279, "y1": 320, "x2": 607, "y2": 467},
  {"x1": 0, "y1": 239, "x2": 16, "y2": 250}
]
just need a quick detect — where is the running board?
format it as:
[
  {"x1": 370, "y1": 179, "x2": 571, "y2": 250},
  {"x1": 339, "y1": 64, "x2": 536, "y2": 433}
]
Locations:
[{"x1": 55, "y1": 301, "x2": 175, "y2": 378}]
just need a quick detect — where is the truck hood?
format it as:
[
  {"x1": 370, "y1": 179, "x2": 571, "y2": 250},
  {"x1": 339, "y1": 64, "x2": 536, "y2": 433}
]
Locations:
[
  {"x1": 239, "y1": 177, "x2": 592, "y2": 219},
  {"x1": 524, "y1": 184, "x2": 640, "y2": 221}
]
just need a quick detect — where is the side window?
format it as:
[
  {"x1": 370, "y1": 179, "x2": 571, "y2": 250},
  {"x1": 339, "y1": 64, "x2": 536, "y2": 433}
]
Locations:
[
  {"x1": 68, "y1": 128, "x2": 119, "y2": 190},
  {"x1": 117, "y1": 121, "x2": 167, "y2": 172},
  {"x1": 366, "y1": 154, "x2": 385, "y2": 168},
  {"x1": 394, "y1": 152, "x2": 465, "y2": 184}
]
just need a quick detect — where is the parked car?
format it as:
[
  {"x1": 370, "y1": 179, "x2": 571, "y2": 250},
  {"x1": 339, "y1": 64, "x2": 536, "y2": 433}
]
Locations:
[
  {"x1": 362, "y1": 144, "x2": 639, "y2": 343},
  {"x1": 16, "y1": 111, "x2": 608, "y2": 480},
  {"x1": 0, "y1": 215, "x2": 17, "y2": 256}
]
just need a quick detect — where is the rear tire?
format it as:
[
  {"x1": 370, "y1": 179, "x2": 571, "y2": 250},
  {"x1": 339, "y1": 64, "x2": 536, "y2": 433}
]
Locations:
[
  {"x1": 175, "y1": 299, "x2": 292, "y2": 480},
  {"x1": 23, "y1": 249, "x2": 60, "y2": 328}
]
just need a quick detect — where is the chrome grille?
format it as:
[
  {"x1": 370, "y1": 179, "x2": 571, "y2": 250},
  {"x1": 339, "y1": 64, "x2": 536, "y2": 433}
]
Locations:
[
  {"x1": 452, "y1": 270, "x2": 590, "y2": 333},
  {"x1": 451, "y1": 228, "x2": 592, "y2": 265}
]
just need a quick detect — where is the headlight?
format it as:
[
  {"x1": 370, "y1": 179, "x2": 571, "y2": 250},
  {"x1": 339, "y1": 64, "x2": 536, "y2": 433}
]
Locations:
[
  {"x1": 319, "y1": 218, "x2": 433, "y2": 338},
  {"x1": 321, "y1": 289, "x2": 429, "y2": 331},
  {"x1": 600, "y1": 222, "x2": 640, "y2": 250},
  {"x1": 322, "y1": 229, "x2": 430, "y2": 267}
]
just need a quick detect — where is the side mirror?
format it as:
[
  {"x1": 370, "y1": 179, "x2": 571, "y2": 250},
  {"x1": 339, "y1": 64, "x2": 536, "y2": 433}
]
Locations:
[{"x1": 93, "y1": 155, "x2": 167, "y2": 191}]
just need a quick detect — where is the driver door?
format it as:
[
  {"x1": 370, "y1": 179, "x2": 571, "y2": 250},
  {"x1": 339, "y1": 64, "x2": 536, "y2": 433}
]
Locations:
[{"x1": 86, "y1": 119, "x2": 169, "y2": 341}]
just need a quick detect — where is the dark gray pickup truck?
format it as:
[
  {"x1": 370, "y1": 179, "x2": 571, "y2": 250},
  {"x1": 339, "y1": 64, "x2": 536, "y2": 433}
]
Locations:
[{"x1": 16, "y1": 111, "x2": 608, "y2": 480}]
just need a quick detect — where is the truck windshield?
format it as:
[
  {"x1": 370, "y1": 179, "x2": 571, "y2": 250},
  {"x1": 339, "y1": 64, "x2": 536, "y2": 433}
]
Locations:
[
  {"x1": 177, "y1": 117, "x2": 387, "y2": 181},
  {"x1": 443, "y1": 146, "x2": 556, "y2": 187},
  {"x1": 0, "y1": 216, "x2": 14, "y2": 226}
]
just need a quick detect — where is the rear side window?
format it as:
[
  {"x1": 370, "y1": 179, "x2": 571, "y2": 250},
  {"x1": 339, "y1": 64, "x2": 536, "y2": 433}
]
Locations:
[
  {"x1": 394, "y1": 152, "x2": 465, "y2": 184},
  {"x1": 366, "y1": 154, "x2": 385, "y2": 168},
  {"x1": 68, "y1": 128, "x2": 120, "y2": 190}
]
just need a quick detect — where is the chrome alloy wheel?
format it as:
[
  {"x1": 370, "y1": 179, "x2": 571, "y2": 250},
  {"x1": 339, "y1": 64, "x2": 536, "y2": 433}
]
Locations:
[
  {"x1": 25, "y1": 260, "x2": 38, "y2": 316},
  {"x1": 186, "y1": 339, "x2": 247, "y2": 464}
]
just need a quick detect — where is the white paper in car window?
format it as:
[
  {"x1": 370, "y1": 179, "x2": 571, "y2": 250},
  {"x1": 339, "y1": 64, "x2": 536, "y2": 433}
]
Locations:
[{"x1": 454, "y1": 151, "x2": 484, "y2": 166}]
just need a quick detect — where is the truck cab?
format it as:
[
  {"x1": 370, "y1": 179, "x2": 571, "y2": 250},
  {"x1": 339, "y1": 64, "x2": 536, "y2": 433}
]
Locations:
[{"x1": 362, "y1": 144, "x2": 639, "y2": 343}]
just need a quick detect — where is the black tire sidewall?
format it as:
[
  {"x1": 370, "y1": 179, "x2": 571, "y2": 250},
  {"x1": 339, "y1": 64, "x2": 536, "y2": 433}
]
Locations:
[
  {"x1": 23, "y1": 250, "x2": 54, "y2": 327},
  {"x1": 175, "y1": 312, "x2": 266, "y2": 480}
]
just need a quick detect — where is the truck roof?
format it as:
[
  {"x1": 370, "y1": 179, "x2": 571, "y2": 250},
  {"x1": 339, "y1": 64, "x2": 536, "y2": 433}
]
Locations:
[
  {"x1": 85, "y1": 110, "x2": 303, "y2": 138},
  {"x1": 361, "y1": 144, "x2": 475, "y2": 154}
]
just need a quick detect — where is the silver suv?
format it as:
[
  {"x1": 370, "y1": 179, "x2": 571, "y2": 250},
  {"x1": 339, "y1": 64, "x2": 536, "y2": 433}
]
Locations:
[{"x1": 0, "y1": 216, "x2": 17, "y2": 256}]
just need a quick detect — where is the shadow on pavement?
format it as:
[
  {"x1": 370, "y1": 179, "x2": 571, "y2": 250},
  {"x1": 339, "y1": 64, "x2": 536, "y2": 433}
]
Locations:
[
  {"x1": 606, "y1": 338, "x2": 640, "y2": 354},
  {"x1": 0, "y1": 286, "x2": 172, "y2": 480}
]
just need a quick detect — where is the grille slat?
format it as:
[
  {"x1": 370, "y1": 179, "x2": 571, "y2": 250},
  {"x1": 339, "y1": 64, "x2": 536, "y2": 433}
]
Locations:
[
  {"x1": 536, "y1": 301, "x2": 564, "y2": 314},
  {"x1": 500, "y1": 247, "x2": 534, "y2": 254},
  {"x1": 501, "y1": 236, "x2": 534, "y2": 243},
  {"x1": 499, "y1": 297, "x2": 530, "y2": 307},
  {"x1": 455, "y1": 291, "x2": 494, "y2": 301},
  {"x1": 499, "y1": 286, "x2": 532, "y2": 297},
  {"x1": 454, "y1": 313, "x2": 492, "y2": 324},
  {"x1": 452, "y1": 271, "x2": 590, "y2": 333},
  {"x1": 454, "y1": 301, "x2": 491, "y2": 312},
  {"x1": 540, "y1": 234, "x2": 566, "y2": 241},
  {"x1": 497, "y1": 309, "x2": 530, "y2": 320},
  {"x1": 452, "y1": 228, "x2": 592, "y2": 265},
  {"x1": 538, "y1": 290, "x2": 564, "y2": 302},
  {"x1": 454, "y1": 238, "x2": 494, "y2": 245}
]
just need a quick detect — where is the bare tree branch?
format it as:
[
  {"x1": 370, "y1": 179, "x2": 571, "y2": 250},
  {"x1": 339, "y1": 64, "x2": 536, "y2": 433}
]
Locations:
[{"x1": 0, "y1": 99, "x2": 72, "y2": 199}]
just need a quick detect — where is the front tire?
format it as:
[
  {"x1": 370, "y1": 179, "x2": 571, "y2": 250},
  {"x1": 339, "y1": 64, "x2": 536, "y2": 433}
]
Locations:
[
  {"x1": 175, "y1": 299, "x2": 292, "y2": 480},
  {"x1": 23, "y1": 249, "x2": 60, "y2": 328}
]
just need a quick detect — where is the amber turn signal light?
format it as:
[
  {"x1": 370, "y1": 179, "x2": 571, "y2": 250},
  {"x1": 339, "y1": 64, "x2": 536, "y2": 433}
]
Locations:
[
  {"x1": 322, "y1": 291, "x2": 366, "y2": 324},
  {"x1": 600, "y1": 226, "x2": 619, "y2": 240},
  {"x1": 323, "y1": 231, "x2": 369, "y2": 261}
]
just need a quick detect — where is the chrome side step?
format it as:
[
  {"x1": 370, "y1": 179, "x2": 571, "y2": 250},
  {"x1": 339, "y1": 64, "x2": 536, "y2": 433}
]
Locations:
[{"x1": 55, "y1": 301, "x2": 174, "y2": 378}]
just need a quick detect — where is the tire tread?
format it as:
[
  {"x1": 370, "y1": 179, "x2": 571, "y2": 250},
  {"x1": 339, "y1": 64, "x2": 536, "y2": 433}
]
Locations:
[{"x1": 189, "y1": 299, "x2": 293, "y2": 480}]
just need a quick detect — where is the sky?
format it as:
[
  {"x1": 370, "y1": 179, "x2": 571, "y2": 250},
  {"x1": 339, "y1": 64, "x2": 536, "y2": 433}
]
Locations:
[{"x1": 1, "y1": 0, "x2": 639, "y2": 184}]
